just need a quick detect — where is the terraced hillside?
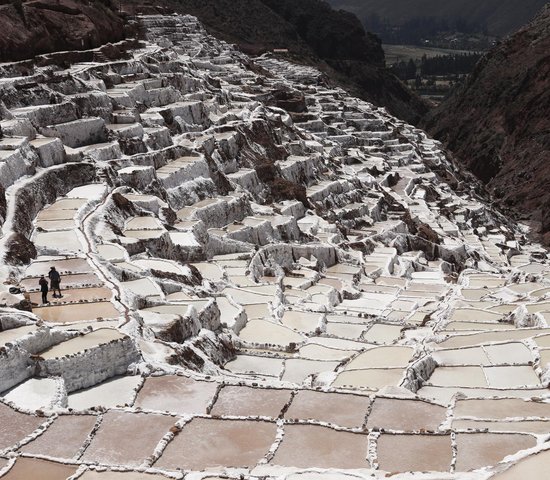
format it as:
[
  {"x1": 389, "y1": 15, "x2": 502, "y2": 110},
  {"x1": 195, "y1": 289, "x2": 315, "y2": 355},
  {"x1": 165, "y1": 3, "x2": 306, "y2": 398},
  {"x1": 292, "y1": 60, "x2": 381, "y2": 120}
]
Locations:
[{"x1": 0, "y1": 13, "x2": 549, "y2": 480}]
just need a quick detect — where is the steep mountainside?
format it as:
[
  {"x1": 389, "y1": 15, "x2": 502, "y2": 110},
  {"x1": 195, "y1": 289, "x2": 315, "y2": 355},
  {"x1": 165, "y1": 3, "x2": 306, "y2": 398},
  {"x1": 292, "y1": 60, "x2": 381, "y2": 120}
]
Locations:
[
  {"x1": 329, "y1": 0, "x2": 548, "y2": 37},
  {"x1": 422, "y1": 5, "x2": 550, "y2": 244},
  {"x1": 167, "y1": 0, "x2": 430, "y2": 124},
  {"x1": 0, "y1": 0, "x2": 126, "y2": 61},
  {"x1": 0, "y1": 0, "x2": 429, "y2": 124}
]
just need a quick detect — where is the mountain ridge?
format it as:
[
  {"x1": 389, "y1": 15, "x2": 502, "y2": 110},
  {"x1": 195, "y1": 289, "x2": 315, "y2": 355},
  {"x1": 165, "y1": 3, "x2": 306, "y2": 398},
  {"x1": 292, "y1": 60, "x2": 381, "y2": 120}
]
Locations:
[
  {"x1": 328, "y1": 0, "x2": 548, "y2": 37},
  {"x1": 422, "y1": 4, "x2": 550, "y2": 244}
]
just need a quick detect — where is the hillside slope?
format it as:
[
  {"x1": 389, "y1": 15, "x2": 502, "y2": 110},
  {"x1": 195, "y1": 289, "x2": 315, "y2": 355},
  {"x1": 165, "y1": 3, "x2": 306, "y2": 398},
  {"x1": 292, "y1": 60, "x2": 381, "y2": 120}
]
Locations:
[
  {"x1": 169, "y1": 0, "x2": 429, "y2": 124},
  {"x1": 422, "y1": 5, "x2": 550, "y2": 243},
  {"x1": 0, "y1": 0, "x2": 126, "y2": 61},
  {"x1": 329, "y1": 0, "x2": 547, "y2": 37}
]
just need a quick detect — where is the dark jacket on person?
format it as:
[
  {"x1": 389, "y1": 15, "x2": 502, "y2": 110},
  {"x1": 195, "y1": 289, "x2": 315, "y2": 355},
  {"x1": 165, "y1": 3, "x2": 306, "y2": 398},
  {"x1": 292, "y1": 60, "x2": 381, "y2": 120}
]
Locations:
[
  {"x1": 39, "y1": 277, "x2": 49, "y2": 292},
  {"x1": 48, "y1": 270, "x2": 61, "y2": 282}
]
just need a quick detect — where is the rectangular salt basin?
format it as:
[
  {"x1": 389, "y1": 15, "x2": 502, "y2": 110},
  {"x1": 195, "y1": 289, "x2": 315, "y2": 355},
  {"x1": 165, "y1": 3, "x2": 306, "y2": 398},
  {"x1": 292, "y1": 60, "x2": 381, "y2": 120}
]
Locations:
[
  {"x1": 29, "y1": 286, "x2": 112, "y2": 305},
  {"x1": 121, "y1": 278, "x2": 160, "y2": 297},
  {"x1": 82, "y1": 411, "x2": 175, "y2": 466},
  {"x1": 68, "y1": 375, "x2": 142, "y2": 410},
  {"x1": 39, "y1": 328, "x2": 125, "y2": 359},
  {"x1": 270, "y1": 424, "x2": 369, "y2": 469},
  {"x1": 25, "y1": 257, "x2": 93, "y2": 276},
  {"x1": 134, "y1": 375, "x2": 217, "y2": 414},
  {"x1": 362, "y1": 323, "x2": 403, "y2": 344},
  {"x1": 428, "y1": 366, "x2": 488, "y2": 387},
  {"x1": 452, "y1": 419, "x2": 550, "y2": 434},
  {"x1": 21, "y1": 414, "x2": 97, "y2": 459},
  {"x1": 0, "y1": 325, "x2": 37, "y2": 346},
  {"x1": 155, "y1": 418, "x2": 277, "y2": 471},
  {"x1": 417, "y1": 386, "x2": 549, "y2": 405},
  {"x1": 34, "y1": 231, "x2": 83, "y2": 252},
  {"x1": 33, "y1": 301, "x2": 121, "y2": 323},
  {"x1": 224, "y1": 354, "x2": 284, "y2": 377},
  {"x1": 332, "y1": 368, "x2": 405, "y2": 389},
  {"x1": 47, "y1": 198, "x2": 88, "y2": 210},
  {"x1": 21, "y1": 273, "x2": 103, "y2": 291}
]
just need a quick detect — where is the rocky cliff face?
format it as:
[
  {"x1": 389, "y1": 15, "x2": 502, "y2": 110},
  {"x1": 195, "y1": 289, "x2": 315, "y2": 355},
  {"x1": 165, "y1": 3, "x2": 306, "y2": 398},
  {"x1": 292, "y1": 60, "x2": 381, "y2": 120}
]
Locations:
[
  {"x1": 423, "y1": 5, "x2": 550, "y2": 244},
  {"x1": 0, "y1": 0, "x2": 126, "y2": 61}
]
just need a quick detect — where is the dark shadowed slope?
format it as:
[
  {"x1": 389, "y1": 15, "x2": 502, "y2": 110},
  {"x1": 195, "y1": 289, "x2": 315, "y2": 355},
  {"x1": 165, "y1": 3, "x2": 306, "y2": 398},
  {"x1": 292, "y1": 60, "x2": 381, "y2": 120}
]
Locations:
[
  {"x1": 422, "y1": 5, "x2": 550, "y2": 243},
  {"x1": 0, "y1": 0, "x2": 126, "y2": 61}
]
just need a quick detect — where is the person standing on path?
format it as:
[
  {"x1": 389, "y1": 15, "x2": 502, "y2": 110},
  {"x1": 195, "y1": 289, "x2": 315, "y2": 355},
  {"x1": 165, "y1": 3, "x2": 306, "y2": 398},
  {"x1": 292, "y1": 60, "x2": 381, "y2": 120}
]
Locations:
[
  {"x1": 39, "y1": 276, "x2": 49, "y2": 305},
  {"x1": 48, "y1": 266, "x2": 62, "y2": 298}
]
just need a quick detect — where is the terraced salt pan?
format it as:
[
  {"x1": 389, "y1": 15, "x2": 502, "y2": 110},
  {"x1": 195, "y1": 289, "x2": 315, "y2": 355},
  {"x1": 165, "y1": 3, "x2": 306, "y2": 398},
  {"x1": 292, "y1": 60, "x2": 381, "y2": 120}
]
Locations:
[
  {"x1": 2, "y1": 378, "x2": 59, "y2": 411},
  {"x1": 33, "y1": 231, "x2": 83, "y2": 252},
  {"x1": 455, "y1": 433, "x2": 537, "y2": 471},
  {"x1": 285, "y1": 390, "x2": 371, "y2": 428},
  {"x1": 79, "y1": 471, "x2": 168, "y2": 479},
  {"x1": 68, "y1": 375, "x2": 142, "y2": 410},
  {"x1": 325, "y1": 322, "x2": 366, "y2": 340},
  {"x1": 242, "y1": 303, "x2": 271, "y2": 320},
  {"x1": 211, "y1": 385, "x2": 291, "y2": 418},
  {"x1": 490, "y1": 449, "x2": 550, "y2": 478},
  {"x1": 366, "y1": 397, "x2": 446, "y2": 431},
  {"x1": 192, "y1": 262, "x2": 224, "y2": 281},
  {"x1": 132, "y1": 258, "x2": 188, "y2": 275},
  {"x1": 39, "y1": 328, "x2": 124, "y2": 359},
  {"x1": 239, "y1": 319, "x2": 304, "y2": 347},
  {"x1": 361, "y1": 323, "x2": 403, "y2": 344},
  {"x1": 281, "y1": 310, "x2": 322, "y2": 334},
  {"x1": 0, "y1": 402, "x2": 45, "y2": 451},
  {"x1": 332, "y1": 368, "x2": 404, "y2": 389},
  {"x1": 437, "y1": 328, "x2": 545, "y2": 349},
  {"x1": 21, "y1": 273, "x2": 102, "y2": 291},
  {"x1": 433, "y1": 346, "x2": 491, "y2": 366},
  {"x1": 224, "y1": 354, "x2": 284, "y2": 377},
  {"x1": 25, "y1": 258, "x2": 93, "y2": 276},
  {"x1": 309, "y1": 337, "x2": 367, "y2": 351},
  {"x1": 96, "y1": 244, "x2": 127, "y2": 262},
  {"x1": 29, "y1": 286, "x2": 112, "y2": 305},
  {"x1": 45, "y1": 198, "x2": 87, "y2": 210},
  {"x1": 82, "y1": 411, "x2": 176, "y2": 467},
  {"x1": 125, "y1": 216, "x2": 164, "y2": 230},
  {"x1": 417, "y1": 386, "x2": 549, "y2": 404},
  {"x1": 449, "y1": 308, "x2": 504, "y2": 322},
  {"x1": 225, "y1": 288, "x2": 272, "y2": 305},
  {"x1": 121, "y1": 278, "x2": 161, "y2": 297},
  {"x1": 345, "y1": 346, "x2": 414, "y2": 369},
  {"x1": 282, "y1": 358, "x2": 340, "y2": 384},
  {"x1": 271, "y1": 424, "x2": 369, "y2": 469},
  {"x1": 155, "y1": 418, "x2": 277, "y2": 471},
  {"x1": 433, "y1": 342, "x2": 533, "y2": 366},
  {"x1": 428, "y1": 366, "x2": 488, "y2": 387},
  {"x1": 0, "y1": 457, "x2": 78, "y2": 480},
  {"x1": 0, "y1": 325, "x2": 37, "y2": 346},
  {"x1": 66, "y1": 184, "x2": 106, "y2": 199},
  {"x1": 134, "y1": 375, "x2": 217, "y2": 414},
  {"x1": 35, "y1": 219, "x2": 77, "y2": 231},
  {"x1": 442, "y1": 321, "x2": 513, "y2": 331},
  {"x1": 376, "y1": 434, "x2": 452, "y2": 472},
  {"x1": 21, "y1": 414, "x2": 97, "y2": 459},
  {"x1": 123, "y1": 229, "x2": 165, "y2": 240},
  {"x1": 32, "y1": 302, "x2": 120, "y2": 323},
  {"x1": 452, "y1": 419, "x2": 550, "y2": 434},
  {"x1": 36, "y1": 208, "x2": 78, "y2": 221},
  {"x1": 483, "y1": 366, "x2": 541, "y2": 388},
  {"x1": 299, "y1": 343, "x2": 354, "y2": 361}
]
